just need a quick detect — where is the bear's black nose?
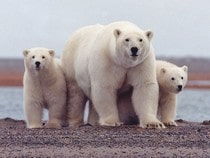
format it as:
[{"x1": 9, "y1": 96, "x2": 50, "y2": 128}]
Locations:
[
  {"x1": 131, "y1": 47, "x2": 138, "y2": 56},
  {"x1": 177, "y1": 85, "x2": 182, "y2": 91},
  {"x1": 35, "y1": 61, "x2": 41, "y2": 67}
]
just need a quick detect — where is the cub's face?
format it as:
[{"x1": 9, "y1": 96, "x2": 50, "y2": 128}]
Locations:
[
  {"x1": 113, "y1": 29, "x2": 153, "y2": 68},
  {"x1": 160, "y1": 66, "x2": 188, "y2": 94},
  {"x1": 23, "y1": 48, "x2": 55, "y2": 71}
]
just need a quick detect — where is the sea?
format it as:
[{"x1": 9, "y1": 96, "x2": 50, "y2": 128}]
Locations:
[{"x1": 0, "y1": 87, "x2": 209, "y2": 122}]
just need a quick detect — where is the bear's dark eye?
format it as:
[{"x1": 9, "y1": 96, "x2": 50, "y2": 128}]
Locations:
[
  {"x1": 181, "y1": 77, "x2": 184, "y2": 80},
  {"x1": 139, "y1": 38, "x2": 143, "y2": 42},
  {"x1": 125, "y1": 38, "x2": 129, "y2": 42},
  {"x1": 32, "y1": 56, "x2": 35, "y2": 59},
  {"x1": 42, "y1": 56, "x2": 45, "y2": 59},
  {"x1": 171, "y1": 77, "x2": 175, "y2": 81}
]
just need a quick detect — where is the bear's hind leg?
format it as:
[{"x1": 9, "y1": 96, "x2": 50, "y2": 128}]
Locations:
[
  {"x1": 87, "y1": 101, "x2": 99, "y2": 126},
  {"x1": 67, "y1": 82, "x2": 87, "y2": 127},
  {"x1": 45, "y1": 98, "x2": 66, "y2": 128}
]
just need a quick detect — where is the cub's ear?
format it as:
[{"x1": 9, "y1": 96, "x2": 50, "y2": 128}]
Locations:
[
  {"x1": 161, "y1": 68, "x2": 166, "y2": 74},
  {"x1": 182, "y1": 65, "x2": 188, "y2": 72},
  {"x1": 145, "y1": 30, "x2": 153, "y2": 41},
  {"x1": 23, "y1": 49, "x2": 30, "y2": 57},
  {"x1": 48, "y1": 49, "x2": 55, "y2": 57},
  {"x1": 114, "y1": 29, "x2": 121, "y2": 38}
]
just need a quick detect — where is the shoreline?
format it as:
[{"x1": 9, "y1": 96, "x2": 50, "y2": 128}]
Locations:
[
  {"x1": 1, "y1": 78, "x2": 210, "y2": 89},
  {"x1": 1, "y1": 118, "x2": 210, "y2": 157},
  {"x1": 1, "y1": 57, "x2": 210, "y2": 88},
  {"x1": 1, "y1": 74, "x2": 210, "y2": 88}
]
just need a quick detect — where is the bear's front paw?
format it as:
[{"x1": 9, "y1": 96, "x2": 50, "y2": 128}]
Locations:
[
  {"x1": 45, "y1": 122, "x2": 62, "y2": 129},
  {"x1": 99, "y1": 118, "x2": 122, "y2": 127},
  {"x1": 163, "y1": 120, "x2": 177, "y2": 126},
  {"x1": 141, "y1": 119, "x2": 165, "y2": 129},
  {"x1": 27, "y1": 123, "x2": 43, "y2": 129}
]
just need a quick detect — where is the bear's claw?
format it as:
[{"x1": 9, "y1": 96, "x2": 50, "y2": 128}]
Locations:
[
  {"x1": 99, "y1": 120, "x2": 123, "y2": 127},
  {"x1": 163, "y1": 121, "x2": 177, "y2": 126},
  {"x1": 141, "y1": 120, "x2": 165, "y2": 129},
  {"x1": 145, "y1": 122, "x2": 165, "y2": 129},
  {"x1": 100, "y1": 122, "x2": 123, "y2": 127}
]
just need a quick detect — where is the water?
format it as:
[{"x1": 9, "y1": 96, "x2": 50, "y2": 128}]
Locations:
[
  {"x1": 0, "y1": 87, "x2": 209, "y2": 122},
  {"x1": 177, "y1": 89, "x2": 210, "y2": 122},
  {"x1": 0, "y1": 87, "x2": 24, "y2": 120},
  {"x1": 0, "y1": 87, "x2": 48, "y2": 120}
]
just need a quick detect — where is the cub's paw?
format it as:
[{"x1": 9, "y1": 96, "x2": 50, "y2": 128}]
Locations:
[{"x1": 163, "y1": 120, "x2": 177, "y2": 126}]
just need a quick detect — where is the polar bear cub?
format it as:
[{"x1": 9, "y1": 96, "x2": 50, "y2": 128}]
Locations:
[
  {"x1": 23, "y1": 47, "x2": 67, "y2": 128},
  {"x1": 116, "y1": 60, "x2": 188, "y2": 126},
  {"x1": 156, "y1": 60, "x2": 188, "y2": 126},
  {"x1": 62, "y1": 21, "x2": 164, "y2": 128}
]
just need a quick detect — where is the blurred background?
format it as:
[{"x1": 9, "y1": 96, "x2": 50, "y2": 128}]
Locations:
[
  {"x1": 0, "y1": 0, "x2": 209, "y2": 122},
  {"x1": 1, "y1": 0, "x2": 210, "y2": 58}
]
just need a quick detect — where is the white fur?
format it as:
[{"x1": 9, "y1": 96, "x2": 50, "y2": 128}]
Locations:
[
  {"x1": 61, "y1": 21, "x2": 163, "y2": 128},
  {"x1": 156, "y1": 60, "x2": 188, "y2": 126},
  {"x1": 23, "y1": 47, "x2": 67, "y2": 128},
  {"x1": 114, "y1": 60, "x2": 188, "y2": 126}
]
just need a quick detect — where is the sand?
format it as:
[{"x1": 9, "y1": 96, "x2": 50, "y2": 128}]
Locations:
[{"x1": 0, "y1": 118, "x2": 210, "y2": 157}]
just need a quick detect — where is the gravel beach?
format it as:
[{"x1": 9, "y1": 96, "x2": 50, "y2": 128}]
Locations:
[{"x1": 0, "y1": 118, "x2": 210, "y2": 157}]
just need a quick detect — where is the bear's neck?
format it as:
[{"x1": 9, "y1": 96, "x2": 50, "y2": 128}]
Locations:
[
  {"x1": 159, "y1": 86, "x2": 176, "y2": 96},
  {"x1": 28, "y1": 64, "x2": 57, "y2": 86}
]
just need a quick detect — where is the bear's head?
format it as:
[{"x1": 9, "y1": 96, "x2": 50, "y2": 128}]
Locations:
[
  {"x1": 159, "y1": 65, "x2": 188, "y2": 94},
  {"x1": 113, "y1": 28, "x2": 153, "y2": 68},
  {"x1": 23, "y1": 47, "x2": 55, "y2": 71}
]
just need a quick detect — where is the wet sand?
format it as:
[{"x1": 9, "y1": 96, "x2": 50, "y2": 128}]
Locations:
[{"x1": 0, "y1": 118, "x2": 210, "y2": 157}]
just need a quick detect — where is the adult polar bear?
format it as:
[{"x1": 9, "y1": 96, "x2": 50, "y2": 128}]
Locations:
[{"x1": 61, "y1": 21, "x2": 164, "y2": 128}]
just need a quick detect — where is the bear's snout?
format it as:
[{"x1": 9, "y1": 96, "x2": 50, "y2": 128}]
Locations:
[
  {"x1": 130, "y1": 47, "x2": 138, "y2": 56},
  {"x1": 177, "y1": 85, "x2": 182, "y2": 92},
  {"x1": 35, "y1": 61, "x2": 41, "y2": 68}
]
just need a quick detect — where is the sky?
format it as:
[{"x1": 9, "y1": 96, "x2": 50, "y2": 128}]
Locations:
[{"x1": 0, "y1": 0, "x2": 210, "y2": 58}]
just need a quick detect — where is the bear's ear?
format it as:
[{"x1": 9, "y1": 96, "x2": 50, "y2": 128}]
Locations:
[
  {"x1": 114, "y1": 29, "x2": 121, "y2": 38},
  {"x1": 145, "y1": 30, "x2": 153, "y2": 41},
  {"x1": 23, "y1": 49, "x2": 30, "y2": 57},
  {"x1": 182, "y1": 65, "x2": 188, "y2": 72},
  {"x1": 48, "y1": 49, "x2": 55, "y2": 57},
  {"x1": 161, "y1": 68, "x2": 166, "y2": 74}
]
